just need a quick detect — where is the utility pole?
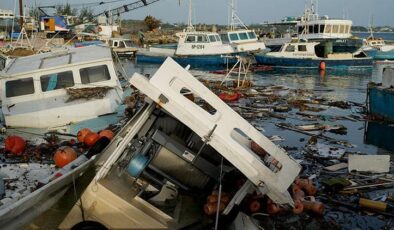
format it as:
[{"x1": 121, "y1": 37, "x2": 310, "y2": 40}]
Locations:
[{"x1": 19, "y1": 0, "x2": 24, "y2": 27}]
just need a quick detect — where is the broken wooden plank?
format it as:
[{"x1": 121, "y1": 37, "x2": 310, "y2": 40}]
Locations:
[{"x1": 324, "y1": 163, "x2": 348, "y2": 172}]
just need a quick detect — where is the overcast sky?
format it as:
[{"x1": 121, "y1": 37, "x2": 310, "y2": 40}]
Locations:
[{"x1": 1, "y1": 0, "x2": 394, "y2": 26}]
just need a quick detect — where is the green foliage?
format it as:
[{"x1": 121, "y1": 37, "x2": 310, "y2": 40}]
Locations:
[
  {"x1": 144, "y1": 15, "x2": 161, "y2": 31},
  {"x1": 56, "y1": 3, "x2": 77, "y2": 16},
  {"x1": 28, "y1": 7, "x2": 44, "y2": 20},
  {"x1": 79, "y1": 7, "x2": 94, "y2": 23}
]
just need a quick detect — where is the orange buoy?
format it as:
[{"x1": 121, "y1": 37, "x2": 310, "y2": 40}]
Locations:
[
  {"x1": 4, "y1": 135, "x2": 26, "y2": 156},
  {"x1": 302, "y1": 199, "x2": 324, "y2": 215},
  {"x1": 99, "y1": 130, "x2": 115, "y2": 140},
  {"x1": 295, "y1": 178, "x2": 317, "y2": 196},
  {"x1": 319, "y1": 61, "x2": 326, "y2": 70},
  {"x1": 266, "y1": 202, "x2": 282, "y2": 215},
  {"x1": 204, "y1": 202, "x2": 225, "y2": 216},
  {"x1": 84, "y1": 132, "x2": 100, "y2": 147},
  {"x1": 77, "y1": 128, "x2": 93, "y2": 143},
  {"x1": 54, "y1": 146, "x2": 77, "y2": 168},
  {"x1": 249, "y1": 200, "x2": 261, "y2": 213},
  {"x1": 292, "y1": 200, "x2": 304, "y2": 214}
]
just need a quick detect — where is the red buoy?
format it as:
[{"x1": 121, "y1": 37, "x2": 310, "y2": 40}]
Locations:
[
  {"x1": 77, "y1": 128, "x2": 93, "y2": 143},
  {"x1": 99, "y1": 130, "x2": 115, "y2": 140},
  {"x1": 5, "y1": 135, "x2": 26, "y2": 156},
  {"x1": 54, "y1": 146, "x2": 77, "y2": 168},
  {"x1": 319, "y1": 61, "x2": 326, "y2": 70},
  {"x1": 84, "y1": 132, "x2": 100, "y2": 147}
]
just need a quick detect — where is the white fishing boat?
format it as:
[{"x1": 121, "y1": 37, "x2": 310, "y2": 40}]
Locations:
[
  {"x1": 262, "y1": 0, "x2": 363, "y2": 54},
  {"x1": 136, "y1": 0, "x2": 268, "y2": 67},
  {"x1": 255, "y1": 41, "x2": 372, "y2": 68},
  {"x1": 106, "y1": 37, "x2": 138, "y2": 58},
  {"x1": 219, "y1": 0, "x2": 268, "y2": 54},
  {"x1": 59, "y1": 58, "x2": 301, "y2": 229},
  {"x1": 0, "y1": 9, "x2": 14, "y2": 20},
  {"x1": 0, "y1": 45, "x2": 124, "y2": 129}
]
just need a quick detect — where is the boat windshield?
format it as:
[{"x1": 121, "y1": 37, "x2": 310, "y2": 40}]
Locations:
[
  {"x1": 247, "y1": 32, "x2": 257, "y2": 39},
  {"x1": 220, "y1": 34, "x2": 229, "y2": 43},
  {"x1": 229, "y1": 33, "x2": 240, "y2": 41},
  {"x1": 208, "y1": 35, "x2": 216, "y2": 42}
]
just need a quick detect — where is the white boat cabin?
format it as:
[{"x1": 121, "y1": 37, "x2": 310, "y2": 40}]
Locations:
[
  {"x1": 365, "y1": 37, "x2": 394, "y2": 52},
  {"x1": 268, "y1": 42, "x2": 320, "y2": 58},
  {"x1": 297, "y1": 18, "x2": 352, "y2": 40},
  {"x1": 0, "y1": 9, "x2": 14, "y2": 20},
  {"x1": 0, "y1": 45, "x2": 123, "y2": 129},
  {"x1": 220, "y1": 29, "x2": 267, "y2": 53},
  {"x1": 106, "y1": 38, "x2": 137, "y2": 57},
  {"x1": 175, "y1": 31, "x2": 234, "y2": 56},
  {"x1": 268, "y1": 41, "x2": 359, "y2": 60},
  {"x1": 296, "y1": 0, "x2": 352, "y2": 40},
  {"x1": 107, "y1": 38, "x2": 134, "y2": 49}
]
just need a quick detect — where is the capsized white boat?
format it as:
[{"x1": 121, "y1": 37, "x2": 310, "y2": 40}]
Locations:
[
  {"x1": 0, "y1": 45, "x2": 124, "y2": 129},
  {"x1": 59, "y1": 58, "x2": 301, "y2": 229}
]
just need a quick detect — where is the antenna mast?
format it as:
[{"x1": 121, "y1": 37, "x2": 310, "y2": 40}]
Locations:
[
  {"x1": 229, "y1": 0, "x2": 247, "y2": 31},
  {"x1": 186, "y1": 0, "x2": 194, "y2": 31}
]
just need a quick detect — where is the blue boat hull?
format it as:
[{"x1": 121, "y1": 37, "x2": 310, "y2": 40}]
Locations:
[
  {"x1": 136, "y1": 53, "x2": 238, "y2": 67},
  {"x1": 255, "y1": 55, "x2": 373, "y2": 68},
  {"x1": 368, "y1": 84, "x2": 394, "y2": 122},
  {"x1": 365, "y1": 121, "x2": 394, "y2": 151},
  {"x1": 374, "y1": 50, "x2": 394, "y2": 60}
]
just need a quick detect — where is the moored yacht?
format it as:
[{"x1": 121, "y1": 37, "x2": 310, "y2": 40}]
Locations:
[
  {"x1": 261, "y1": 0, "x2": 363, "y2": 54},
  {"x1": 255, "y1": 41, "x2": 372, "y2": 68}
]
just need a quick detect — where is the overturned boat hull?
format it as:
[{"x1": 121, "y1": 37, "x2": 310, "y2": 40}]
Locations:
[{"x1": 59, "y1": 58, "x2": 301, "y2": 229}]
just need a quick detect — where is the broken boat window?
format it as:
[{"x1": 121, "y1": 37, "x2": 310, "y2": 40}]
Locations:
[
  {"x1": 180, "y1": 87, "x2": 217, "y2": 115},
  {"x1": 40, "y1": 71, "x2": 74, "y2": 92},
  {"x1": 5, "y1": 78, "x2": 35, "y2": 97},
  {"x1": 80, "y1": 65, "x2": 111, "y2": 84},
  {"x1": 230, "y1": 128, "x2": 282, "y2": 173}
]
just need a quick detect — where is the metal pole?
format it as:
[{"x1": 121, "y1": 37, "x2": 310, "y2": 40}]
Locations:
[{"x1": 19, "y1": 0, "x2": 24, "y2": 27}]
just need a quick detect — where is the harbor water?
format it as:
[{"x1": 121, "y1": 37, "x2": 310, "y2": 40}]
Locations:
[{"x1": 25, "y1": 58, "x2": 394, "y2": 229}]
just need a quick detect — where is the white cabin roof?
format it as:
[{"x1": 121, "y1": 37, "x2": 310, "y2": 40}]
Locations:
[{"x1": 2, "y1": 45, "x2": 112, "y2": 77}]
